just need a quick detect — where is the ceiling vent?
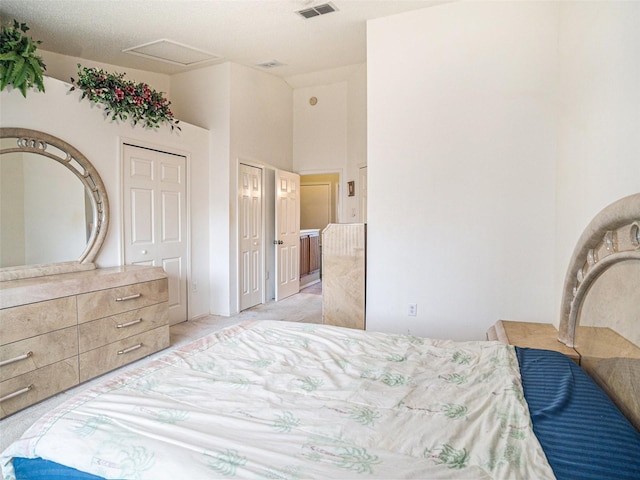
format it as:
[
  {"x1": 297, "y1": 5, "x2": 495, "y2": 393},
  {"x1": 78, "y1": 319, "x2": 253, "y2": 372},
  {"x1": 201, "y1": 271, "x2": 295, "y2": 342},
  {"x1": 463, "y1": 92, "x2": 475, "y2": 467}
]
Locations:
[
  {"x1": 123, "y1": 39, "x2": 220, "y2": 67},
  {"x1": 256, "y1": 60, "x2": 287, "y2": 69},
  {"x1": 296, "y1": 2, "x2": 338, "y2": 19}
]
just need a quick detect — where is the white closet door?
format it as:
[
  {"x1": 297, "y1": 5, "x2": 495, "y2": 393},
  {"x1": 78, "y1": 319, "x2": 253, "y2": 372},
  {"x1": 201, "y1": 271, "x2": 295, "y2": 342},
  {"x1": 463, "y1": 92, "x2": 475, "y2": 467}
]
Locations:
[{"x1": 123, "y1": 144, "x2": 187, "y2": 324}]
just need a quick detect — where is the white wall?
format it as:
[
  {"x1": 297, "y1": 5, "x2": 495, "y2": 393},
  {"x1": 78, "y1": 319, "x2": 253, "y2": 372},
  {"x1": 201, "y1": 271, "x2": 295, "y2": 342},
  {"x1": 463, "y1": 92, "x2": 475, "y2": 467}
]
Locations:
[
  {"x1": 346, "y1": 64, "x2": 368, "y2": 221},
  {"x1": 294, "y1": 82, "x2": 347, "y2": 171},
  {"x1": 229, "y1": 63, "x2": 293, "y2": 312},
  {"x1": 554, "y1": 1, "x2": 640, "y2": 321},
  {"x1": 1, "y1": 76, "x2": 211, "y2": 319},
  {"x1": 294, "y1": 81, "x2": 348, "y2": 216},
  {"x1": 367, "y1": 2, "x2": 559, "y2": 340},
  {"x1": 230, "y1": 63, "x2": 293, "y2": 170},
  {"x1": 170, "y1": 63, "x2": 232, "y2": 316},
  {"x1": 293, "y1": 64, "x2": 367, "y2": 222},
  {"x1": 171, "y1": 62, "x2": 293, "y2": 315}
]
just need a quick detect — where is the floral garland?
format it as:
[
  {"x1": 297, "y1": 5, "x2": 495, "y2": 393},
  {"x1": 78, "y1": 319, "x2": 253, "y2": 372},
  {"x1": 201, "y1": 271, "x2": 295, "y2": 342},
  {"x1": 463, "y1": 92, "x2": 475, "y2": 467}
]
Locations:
[{"x1": 70, "y1": 64, "x2": 180, "y2": 131}]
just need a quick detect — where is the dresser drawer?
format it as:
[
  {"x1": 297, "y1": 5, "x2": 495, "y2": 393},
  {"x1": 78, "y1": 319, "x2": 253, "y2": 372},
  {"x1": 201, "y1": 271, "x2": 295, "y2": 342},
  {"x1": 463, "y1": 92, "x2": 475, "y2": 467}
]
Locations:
[
  {"x1": 0, "y1": 358, "x2": 79, "y2": 419},
  {"x1": 0, "y1": 297, "x2": 77, "y2": 346},
  {"x1": 0, "y1": 326, "x2": 78, "y2": 382},
  {"x1": 77, "y1": 278, "x2": 168, "y2": 323},
  {"x1": 78, "y1": 302, "x2": 169, "y2": 353},
  {"x1": 79, "y1": 326, "x2": 170, "y2": 382}
]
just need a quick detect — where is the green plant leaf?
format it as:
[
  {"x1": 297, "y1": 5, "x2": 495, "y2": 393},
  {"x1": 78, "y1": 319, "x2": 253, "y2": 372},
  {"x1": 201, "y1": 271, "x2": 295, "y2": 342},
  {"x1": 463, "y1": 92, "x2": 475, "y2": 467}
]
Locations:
[
  {"x1": 0, "y1": 52, "x2": 21, "y2": 62},
  {"x1": 27, "y1": 57, "x2": 44, "y2": 91},
  {"x1": 0, "y1": 70, "x2": 9, "y2": 91},
  {"x1": 10, "y1": 56, "x2": 26, "y2": 84},
  {"x1": 0, "y1": 19, "x2": 46, "y2": 96},
  {"x1": 2, "y1": 58, "x2": 18, "y2": 89}
]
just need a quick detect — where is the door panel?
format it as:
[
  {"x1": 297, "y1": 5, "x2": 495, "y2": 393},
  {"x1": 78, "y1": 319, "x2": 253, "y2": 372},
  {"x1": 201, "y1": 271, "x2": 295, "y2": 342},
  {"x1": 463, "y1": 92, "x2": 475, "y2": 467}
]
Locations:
[
  {"x1": 161, "y1": 162, "x2": 180, "y2": 183},
  {"x1": 131, "y1": 188, "x2": 154, "y2": 244},
  {"x1": 162, "y1": 256, "x2": 182, "y2": 311},
  {"x1": 131, "y1": 157, "x2": 153, "y2": 180},
  {"x1": 123, "y1": 145, "x2": 187, "y2": 325},
  {"x1": 161, "y1": 191, "x2": 181, "y2": 242},
  {"x1": 275, "y1": 170, "x2": 300, "y2": 301}
]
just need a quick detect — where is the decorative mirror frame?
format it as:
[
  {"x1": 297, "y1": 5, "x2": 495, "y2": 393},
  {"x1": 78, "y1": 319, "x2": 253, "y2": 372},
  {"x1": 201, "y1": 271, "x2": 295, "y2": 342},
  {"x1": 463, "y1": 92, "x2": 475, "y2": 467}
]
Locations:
[{"x1": 0, "y1": 128, "x2": 109, "y2": 281}]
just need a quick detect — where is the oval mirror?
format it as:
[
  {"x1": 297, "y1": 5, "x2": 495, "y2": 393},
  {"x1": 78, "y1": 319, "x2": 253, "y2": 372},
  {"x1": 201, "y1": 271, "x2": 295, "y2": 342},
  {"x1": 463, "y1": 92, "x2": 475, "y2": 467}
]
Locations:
[{"x1": 0, "y1": 128, "x2": 109, "y2": 281}]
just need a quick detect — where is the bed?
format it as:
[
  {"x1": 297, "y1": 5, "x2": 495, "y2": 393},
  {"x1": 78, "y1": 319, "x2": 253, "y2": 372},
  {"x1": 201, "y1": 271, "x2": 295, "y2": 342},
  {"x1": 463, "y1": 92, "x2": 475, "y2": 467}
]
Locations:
[{"x1": 1, "y1": 194, "x2": 639, "y2": 480}]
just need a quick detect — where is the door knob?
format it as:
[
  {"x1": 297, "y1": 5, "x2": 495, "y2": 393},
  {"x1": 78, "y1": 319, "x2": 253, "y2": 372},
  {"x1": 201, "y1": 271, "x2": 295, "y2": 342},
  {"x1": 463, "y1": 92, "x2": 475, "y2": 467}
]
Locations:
[{"x1": 141, "y1": 249, "x2": 148, "y2": 254}]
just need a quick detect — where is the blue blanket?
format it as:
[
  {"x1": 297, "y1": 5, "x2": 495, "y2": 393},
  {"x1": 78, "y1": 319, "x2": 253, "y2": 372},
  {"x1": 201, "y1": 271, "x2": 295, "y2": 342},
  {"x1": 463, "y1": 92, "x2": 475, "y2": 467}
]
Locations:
[{"x1": 516, "y1": 347, "x2": 640, "y2": 480}]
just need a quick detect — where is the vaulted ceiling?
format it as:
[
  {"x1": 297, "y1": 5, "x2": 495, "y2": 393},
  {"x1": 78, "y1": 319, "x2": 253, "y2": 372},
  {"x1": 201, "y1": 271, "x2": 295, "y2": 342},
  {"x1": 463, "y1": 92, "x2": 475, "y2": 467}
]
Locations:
[{"x1": 1, "y1": 0, "x2": 446, "y2": 84}]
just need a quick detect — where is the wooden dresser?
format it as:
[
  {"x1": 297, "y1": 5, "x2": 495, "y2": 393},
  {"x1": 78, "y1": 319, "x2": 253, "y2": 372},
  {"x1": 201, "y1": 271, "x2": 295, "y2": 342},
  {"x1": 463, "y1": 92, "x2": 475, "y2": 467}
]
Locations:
[{"x1": 0, "y1": 266, "x2": 169, "y2": 418}]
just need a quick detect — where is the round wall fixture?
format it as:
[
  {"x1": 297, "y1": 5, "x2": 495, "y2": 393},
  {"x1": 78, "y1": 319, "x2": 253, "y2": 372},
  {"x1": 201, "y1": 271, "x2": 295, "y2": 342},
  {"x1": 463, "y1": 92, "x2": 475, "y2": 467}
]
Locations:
[{"x1": 309, "y1": 96, "x2": 318, "y2": 106}]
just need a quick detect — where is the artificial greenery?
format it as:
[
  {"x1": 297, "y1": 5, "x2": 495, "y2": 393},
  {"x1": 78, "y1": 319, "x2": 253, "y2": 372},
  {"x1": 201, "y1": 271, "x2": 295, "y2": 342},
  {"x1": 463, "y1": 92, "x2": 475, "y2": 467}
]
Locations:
[
  {"x1": 70, "y1": 64, "x2": 180, "y2": 131},
  {"x1": 0, "y1": 20, "x2": 46, "y2": 97}
]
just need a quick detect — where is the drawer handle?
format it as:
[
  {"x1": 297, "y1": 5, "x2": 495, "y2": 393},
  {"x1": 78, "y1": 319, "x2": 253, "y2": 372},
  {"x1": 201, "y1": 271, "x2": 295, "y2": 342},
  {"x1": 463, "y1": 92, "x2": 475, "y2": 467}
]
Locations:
[
  {"x1": 117, "y1": 343, "x2": 143, "y2": 355},
  {"x1": 0, "y1": 351, "x2": 33, "y2": 367},
  {"x1": 116, "y1": 318, "x2": 143, "y2": 329},
  {"x1": 0, "y1": 384, "x2": 33, "y2": 403},
  {"x1": 115, "y1": 293, "x2": 142, "y2": 302}
]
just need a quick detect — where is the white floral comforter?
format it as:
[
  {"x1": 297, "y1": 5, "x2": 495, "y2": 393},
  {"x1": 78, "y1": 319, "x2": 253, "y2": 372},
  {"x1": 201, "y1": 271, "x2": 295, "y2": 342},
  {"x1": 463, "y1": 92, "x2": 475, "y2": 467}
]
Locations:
[{"x1": 1, "y1": 320, "x2": 554, "y2": 479}]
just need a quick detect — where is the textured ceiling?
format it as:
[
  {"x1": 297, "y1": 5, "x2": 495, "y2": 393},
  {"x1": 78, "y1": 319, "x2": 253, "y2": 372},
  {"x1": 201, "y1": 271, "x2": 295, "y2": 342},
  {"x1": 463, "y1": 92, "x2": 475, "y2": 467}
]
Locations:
[{"x1": 0, "y1": 0, "x2": 446, "y2": 83}]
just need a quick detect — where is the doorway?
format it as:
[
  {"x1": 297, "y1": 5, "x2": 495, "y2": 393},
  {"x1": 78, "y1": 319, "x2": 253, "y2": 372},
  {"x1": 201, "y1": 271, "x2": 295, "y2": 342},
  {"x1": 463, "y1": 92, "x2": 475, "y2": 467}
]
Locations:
[
  {"x1": 237, "y1": 164, "x2": 301, "y2": 310},
  {"x1": 300, "y1": 172, "x2": 340, "y2": 289},
  {"x1": 300, "y1": 173, "x2": 339, "y2": 231}
]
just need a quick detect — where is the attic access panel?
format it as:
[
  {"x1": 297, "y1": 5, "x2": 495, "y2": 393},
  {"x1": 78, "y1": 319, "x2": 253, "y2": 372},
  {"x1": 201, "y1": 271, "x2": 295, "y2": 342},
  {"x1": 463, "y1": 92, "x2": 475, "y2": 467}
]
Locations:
[{"x1": 123, "y1": 39, "x2": 220, "y2": 67}]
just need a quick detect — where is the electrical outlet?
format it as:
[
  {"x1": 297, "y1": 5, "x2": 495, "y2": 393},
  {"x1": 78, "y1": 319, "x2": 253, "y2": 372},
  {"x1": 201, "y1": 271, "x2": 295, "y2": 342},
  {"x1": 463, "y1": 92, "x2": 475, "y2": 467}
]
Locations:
[{"x1": 408, "y1": 303, "x2": 417, "y2": 316}]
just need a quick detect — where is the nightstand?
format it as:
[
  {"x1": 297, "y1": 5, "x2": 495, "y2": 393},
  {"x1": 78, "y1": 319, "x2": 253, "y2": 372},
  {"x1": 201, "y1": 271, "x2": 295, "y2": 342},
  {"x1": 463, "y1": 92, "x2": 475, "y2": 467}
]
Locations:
[{"x1": 487, "y1": 320, "x2": 580, "y2": 362}]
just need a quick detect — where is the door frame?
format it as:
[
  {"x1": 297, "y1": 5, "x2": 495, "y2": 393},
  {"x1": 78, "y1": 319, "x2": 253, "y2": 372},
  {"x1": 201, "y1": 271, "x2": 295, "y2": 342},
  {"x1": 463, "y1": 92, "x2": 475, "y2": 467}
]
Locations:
[
  {"x1": 358, "y1": 163, "x2": 367, "y2": 223},
  {"x1": 119, "y1": 137, "x2": 192, "y2": 320}
]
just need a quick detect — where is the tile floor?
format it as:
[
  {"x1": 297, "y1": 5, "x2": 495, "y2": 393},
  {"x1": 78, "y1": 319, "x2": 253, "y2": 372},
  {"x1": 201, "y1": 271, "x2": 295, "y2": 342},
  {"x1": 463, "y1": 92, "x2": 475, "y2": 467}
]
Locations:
[{"x1": 0, "y1": 283, "x2": 322, "y2": 451}]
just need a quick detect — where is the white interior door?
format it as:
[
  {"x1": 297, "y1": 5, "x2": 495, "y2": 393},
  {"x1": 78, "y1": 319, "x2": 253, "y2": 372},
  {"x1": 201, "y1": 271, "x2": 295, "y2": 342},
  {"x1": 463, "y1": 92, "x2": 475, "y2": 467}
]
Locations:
[
  {"x1": 239, "y1": 164, "x2": 263, "y2": 311},
  {"x1": 274, "y1": 169, "x2": 300, "y2": 301},
  {"x1": 123, "y1": 144, "x2": 188, "y2": 325}
]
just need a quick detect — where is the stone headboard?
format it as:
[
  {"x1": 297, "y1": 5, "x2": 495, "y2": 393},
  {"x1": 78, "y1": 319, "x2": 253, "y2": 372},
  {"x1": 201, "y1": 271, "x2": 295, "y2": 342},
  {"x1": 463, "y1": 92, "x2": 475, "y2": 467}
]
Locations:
[
  {"x1": 557, "y1": 193, "x2": 640, "y2": 430},
  {"x1": 558, "y1": 193, "x2": 640, "y2": 348}
]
